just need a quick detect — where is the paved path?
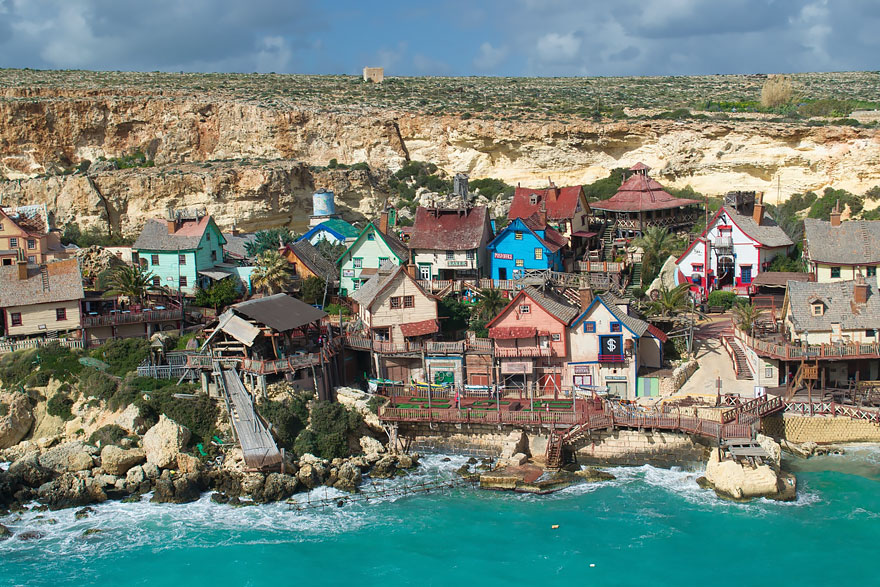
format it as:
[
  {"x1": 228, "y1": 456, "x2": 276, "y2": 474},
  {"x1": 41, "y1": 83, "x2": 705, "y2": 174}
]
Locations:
[
  {"x1": 677, "y1": 317, "x2": 756, "y2": 399},
  {"x1": 218, "y1": 366, "x2": 282, "y2": 471}
]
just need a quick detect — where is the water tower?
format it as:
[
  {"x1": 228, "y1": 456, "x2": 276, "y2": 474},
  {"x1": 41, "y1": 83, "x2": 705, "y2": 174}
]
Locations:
[{"x1": 309, "y1": 188, "x2": 340, "y2": 227}]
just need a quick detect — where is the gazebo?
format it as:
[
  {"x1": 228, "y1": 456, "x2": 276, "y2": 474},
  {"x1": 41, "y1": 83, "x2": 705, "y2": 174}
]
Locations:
[{"x1": 591, "y1": 163, "x2": 701, "y2": 238}]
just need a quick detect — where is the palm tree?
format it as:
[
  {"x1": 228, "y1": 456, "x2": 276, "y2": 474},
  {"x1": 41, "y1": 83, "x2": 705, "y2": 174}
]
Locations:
[
  {"x1": 643, "y1": 284, "x2": 692, "y2": 319},
  {"x1": 103, "y1": 264, "x2": 160, "y2": 304},
  {"x1": 632, "y1": 226, "x2": 679, "y2": 286},
  {"x1": 731, "y1": 302, "x2": 765, "y2": 335},
  {"x1": 251, "y1": 250, "x2": 293, "y2": 295},
  {"x1": 474, "y1": 288, "x2": 507, "y2": 321}
]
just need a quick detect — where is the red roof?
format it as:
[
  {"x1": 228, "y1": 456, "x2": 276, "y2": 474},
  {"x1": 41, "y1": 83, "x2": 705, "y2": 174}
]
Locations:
[
  {"x1": 400, "y1": 318, "x2": 439, "y2": 337},
  {"x1": 408, "y1": 206, "x2": 490, "y2": 251},
  {"x1": 521, "y1": 213, "x2": 567, "y2": 252},
  {"x1": 591, "y1": 172, "x2": 700, "y2": 213},
  {"x1": 488, "y1": 326, "x2": 537, "y2": 339},
  {"x1": 508, "y1": 185, "x2": 587, "y2": 221},
  {"x1": 647, "y1": 324, "x2": 669, "y2": 343},
  {"x1": 629, "y1": 162, "x2": 651, "y2": 171}
]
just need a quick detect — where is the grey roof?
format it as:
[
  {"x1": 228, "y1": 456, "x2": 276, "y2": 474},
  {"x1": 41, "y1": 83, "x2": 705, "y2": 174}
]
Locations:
[
  {"x1": 232, "y1": 293, "x2": 327, "y2": 332},
  {"x1": 724, "y1": 206, "x2": 793, "y2": 248},
  {"x1": 222, "y1": 232, "x2": 256, "y2": 260},
  {"x1": 133, "y1": 217, "x2": 220, "y2": 252},
  {"x1": 786, "y1": 280, "x2": 880, "y2": 332},
  {"x1": 216, "y1": 311, "x2": 261, "y2": 346},
  {"x1": 289, "y1": 240, "x2": 338, "y2": 283},
  {"x1": 523, "y1": 286, "x2": 578, "y2": 325},
  {"x1": 0, "y1": 258, "x2": 84, "y2": 307},
  {"x1": 803, "y1": 218, "x2": 880, "y2": 265},
  {"x1": 349, "y1": 263, "x2": 404, "y2": 308},
  {"x1": 598, "y1": 294, "x2": 652, "y2": 337}
]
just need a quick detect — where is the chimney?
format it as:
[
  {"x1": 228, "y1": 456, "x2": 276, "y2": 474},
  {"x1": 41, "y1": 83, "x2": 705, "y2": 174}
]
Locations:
[
  {"x1": 752, "y1": 192, "x2": 765, "y2": 226},
  {"x1": 830, "y1": 199, "x2": 842, "y2": 227},
  {"x1": 16, "y1": 258, "x2": 27, "y2": 281},
  {"x1": 378, "y1": 211, "x2": 389, "y2": 235},
  {"x1": 538, "y1": 202, "x2": 547, "y2": 228},
  {"x1": 579, "y1": 287, "x2": 593, "y2": 312},
  {"x1": 854, "y1": 274, "x2": 869, "y2": 305},
  {"x1": 405, "y1": 263, "x2": 416, "y2": 279},
  {"x1": 166, "y1": 219, "x2": 177, "y2": 234}
]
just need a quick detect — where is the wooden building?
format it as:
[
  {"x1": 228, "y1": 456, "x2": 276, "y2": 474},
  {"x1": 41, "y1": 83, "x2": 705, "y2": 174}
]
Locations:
[{"x1": 0, "y1": 258, "x2": 84, "y2": 338}]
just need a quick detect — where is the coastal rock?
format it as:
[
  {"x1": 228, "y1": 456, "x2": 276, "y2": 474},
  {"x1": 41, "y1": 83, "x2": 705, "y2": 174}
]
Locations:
[
  {"x1": 39, "y1": 442, "x2": 98, "y2": 473},
  {"x1": 781, "y1": 440, "x2": 818, "y2": 459},
  {"x1": 38, "y1": 472, "x2": 106, "y2": 510},
  {"x1": 143, "y1": 415, "x2": 191, "y2": 469},
  {"x1": 333, "y1": 462, "x2": 362, "y2": 492},
  {"x1": 703, "y1": 450, "x2": 792, "y2": 501},
  {"x1": 16, "y1": 530, "x2": 44, "y2": 541},
  {"x1": 296, "y1": 464, "x2": 321, "y2": 490},
  {"x1": 240, "y1": 473, "x2": 265, "y2": 497},
  {"x1": 125, "y1": 465, "x2": 146, "y2": 487},
  {"x1": 74, "y1": 506, "x2": 95, "y2": 520},
  {"x1": 370, "y1": 455, "x2": 397, "y2": 479},
  {"x1": 261, "y1": 473, "x2": 298, "y2": 502},
  {"x1": 100, "y1": 446, "x2": 146, "y2": 476},
  {"x1": 358, "y1": 435, "x2": 384, "y2": 455},
  {"x1": 142, "y1": 462, "x2": 160, "y2": 480},
  {"x1": 94, "y1": 474, "x2": 118, "y2": 488},
  {"x1": 336, "y1": 387, "x2": 383, "y2": 433},
  {"x1": 756, "y1": 434, "x2": 782, "y2": 467},
  {"x1": 397, "y1": 453, "x2": 419, "y2": 469},
  {"x1": 5, "y1": 454, "x2": 55, "y2": 488},
  {"x1": 176, "y1": 453, "x2": 204, "y2": 474},
  {"x1": 574, "y1": 468, "x2": 616, "y2": 483},
  {"x1": 207, "y1": 469, "x2": 243, "y2": 497},
  {"x1": 151, "y1": 473, "x2": 206, "y2": 504},
  {"x1": 114, "y1": 404, "x2": 147, "y2": 435},
  {"x1": 0, "y1": 523, "x2": 11, "y2": 540},
  {"x1": 0, "y1": 393, "x2": 34, "y2": 450}
]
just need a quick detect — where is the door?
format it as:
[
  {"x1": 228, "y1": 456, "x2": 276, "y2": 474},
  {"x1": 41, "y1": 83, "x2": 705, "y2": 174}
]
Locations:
[
  {"x1": 498, "y1": 267, "x2": 507, "y2": 281},
  {"x1": 419, "y1": 264, "x2": 431, "y2": 280},
  {"x1": 607, "y1": 381, "x2": 627, "y2": 398},
  {"x1": 740, "y1": 265, "x2": 752, "y2": 284}
]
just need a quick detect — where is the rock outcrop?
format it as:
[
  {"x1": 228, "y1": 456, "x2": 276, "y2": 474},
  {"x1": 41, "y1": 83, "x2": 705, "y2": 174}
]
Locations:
[
  {"x1": 100, "y1": 446, "x2": 146, "y2": 476},
  {"x1": 143, "y1": 415, "x2": 190, "y2": 469},
  {"x1": 38, "y1": 442, "x2": 97, "y2": 473},
  {"x1": 0, "y1": 393, "x2": 34, "y2": 450},
  {"x1": 701, "y1": 443, "x2": 796, "y2": 502}
]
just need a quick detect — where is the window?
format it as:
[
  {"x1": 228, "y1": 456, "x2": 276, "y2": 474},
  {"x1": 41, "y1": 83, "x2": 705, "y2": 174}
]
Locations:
[
  {"x1": 466, "y1": 249, "x2": 476, "y2": 260},
  {"x1": 583, "y1": 321, "x2": 596, "y2": 333},
  {"x1": 55, "y1": 308, "x2": 66, "y2": 321},
  {"x1": 206, "y1": 232, "x2": 211, "y2": 241},
  {"x1": 353, "y1": 258, "x2": 363, "y2": 269},
  {"x1": 830, "y1": 266, "x2": 841, "y2": 279},
  {"x1": 27, "y1": 239, "x2": 35, "y2": 250},
  {"x1": 390, "y1": 296, "x2": 401, "y2": 309},
  {"x1": 551, "y1": 333, "x2": 561, "y2": 342},
  {"x1": 151, "y1": 254, "x2": 160, "y2": 266},
  {"x1": 27, "y1": 256, "x2": 35, "y2": 264},
  {"x1": 515, "y1": 231, "x2": 523, "y2": 240},
  {"x1": 868, "y1": 266, "x2": 877, "y2": 277},
  {"x1": 519, "y1": 304, "x2": 531, "y2": 314},
  {"x1": 573, "y1": 374, "x2": 593, "y2": 387},
  {"x1": 403, "y1": 296, "x2": 414, "y2": 308},
  {"x1": 740, "y1": 265, "x2": 752, "y2": 284},
  {"x1": 867, "y1": 329, "x2": 877, "y2": 338},
  {"x1": 179, "y1": 276, "x2": 188, "y2": 287},
  {"x1": 10, "y1": 312, "x2": 21, "y2": 326},
  {"x1": 534, "y1": 248, "x2": 543, "y2": 260},
  {"x1": 530, "y1": 194, "x2": 539, "y2": 205},
  {"x1": 352, "y1": 279, "x2": 361, "y2": 290},
  {"x1": 9, "y1": 237, "x2": 17, "y2": 248},
  {"x1": 211, "y1": 250, "x2": 217, "y2": 261},
  {"x1": 691, "y1": 263, "x2": 704, "y2": 272},
  {"x1": 765, "y1": 367, "x2": 773, "y2": 379},
  {"x1": 446, "y1": 250, "x2": 454, "y2": 260},
  {"x1": 515, "y1": 259, "x2": 524, "y2": 267},
  {"x1": 367, "y1": 232, "x2": 375, "y2": 241},
  {"x1": 179, "y1": 254, "x2": 187, "y2": 265},
  {"x1": 378, "y1": 257, "x2": 389, "y2": 267},
  {"x1": 811, "y1": 303, "x2": 824, "y2": 316},
  {"x1": 610, "y1": 323, "x2": 622, "y2": 333},
  {"x1": 419, "y1": 265, "x2": 431, "y2": 280},
  {"x1": 152, "y1": 276, "x2": 161, "y2": 287}
]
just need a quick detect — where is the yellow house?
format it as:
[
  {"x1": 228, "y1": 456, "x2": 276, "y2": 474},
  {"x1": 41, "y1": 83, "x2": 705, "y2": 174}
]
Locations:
[
  {"x1": 803, "y1": 215, "x2": 880, "y2": 286},
  {"x1": 0, "y1": 204, "x2": 72, "y2": 266},
  {"x1": 0, "y1": 258, "x2": 84, "y2": 338},
  {"x1": 350, "y1": 263, "x2": 438, "y2": 344}
]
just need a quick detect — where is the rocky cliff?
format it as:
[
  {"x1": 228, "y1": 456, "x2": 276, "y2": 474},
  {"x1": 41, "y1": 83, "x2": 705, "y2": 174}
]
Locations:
[{"x1": 1, "y1": 88, "x2": 879, "y2": 235}]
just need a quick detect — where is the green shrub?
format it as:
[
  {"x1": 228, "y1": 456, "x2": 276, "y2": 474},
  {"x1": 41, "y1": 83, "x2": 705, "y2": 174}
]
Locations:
[
  {"x1": 91, "y1": 338, "x2": 150, "y2": 376},
  {"x1": 88, "y1": 424, "x2": 128, "y2": 446},
  {"x1": 47, "y1": 393, "x2": 75, "y2": 421},
  {"x1": 258, "y1": 394, "x2": 311, "y2": 450},
  {"x1": 0, "y1": 403, "x2": 7, "y2": 417},
  {"x1": 128, "y1": 380, "x2": 217, "y2": 446},
  {"x1": 78, "y1": 368, "x2": 119, "y2": 400},
  {"x1": 293, "y1": 400, "x2": 362, "y2": 459},
  {"x1": 366, "y1": 395, "x2": 386, "y2": 414},
  {"x1": 707, "y1": 290, "x2": 739, "y2": 310}
]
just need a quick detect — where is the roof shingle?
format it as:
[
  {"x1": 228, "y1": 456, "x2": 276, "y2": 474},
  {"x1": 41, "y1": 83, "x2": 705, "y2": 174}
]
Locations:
[
  {"x1": 803, "y1": 219, "x2": 880, "y2": 265},
  {"x1": 591, "y1": 168, "x2": 700, "y2": 213},
  {"x1": 0, "y1": 258, "x2": 84, "y2": 307},
  {"x1": 786, "y1": 279, "x2": 880, "y2": 332},
  {"x1": 408, "y1": 206, "x2": 490, "y2": 251},
  {"x1": 508, "y1": 186, "x2": 587, "y2": 221}
]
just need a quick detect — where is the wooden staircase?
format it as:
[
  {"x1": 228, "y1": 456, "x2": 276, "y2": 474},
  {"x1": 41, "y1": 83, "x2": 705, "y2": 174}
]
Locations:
[
  {"x1": 724, "y1": 336, "x2": 753, "y2": 380},
  {"x1": 601, "y1": 223, "x2": 616, "y2": 261},
  {"x1": 626, "y1": 262, "x2": 642, "y2": 296},
  {"x1": 545, "y1": 431, "x2": 565, "y2": 469}
]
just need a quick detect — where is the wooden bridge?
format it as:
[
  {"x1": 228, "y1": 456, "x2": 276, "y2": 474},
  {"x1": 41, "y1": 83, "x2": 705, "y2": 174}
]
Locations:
[{"x1": 214, "y1": 363, "x2": 282, "y2": 471}]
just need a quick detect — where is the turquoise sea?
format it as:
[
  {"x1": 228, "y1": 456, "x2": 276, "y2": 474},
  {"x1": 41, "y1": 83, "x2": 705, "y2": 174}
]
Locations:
[{"x1": 2, "y1": 447, "x2": 879, "y2": 587}]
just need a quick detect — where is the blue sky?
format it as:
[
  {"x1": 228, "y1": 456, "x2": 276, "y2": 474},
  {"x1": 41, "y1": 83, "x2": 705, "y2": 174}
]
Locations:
[{"x1": 0, "y1": 0, "x2": 877, "y2": 76}]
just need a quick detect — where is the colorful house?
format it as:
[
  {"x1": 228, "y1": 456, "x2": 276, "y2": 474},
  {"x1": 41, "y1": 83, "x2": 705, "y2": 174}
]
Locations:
[
  {"x1": 299, "y1": 218, "x2": 360, "y2": 247},
  {"x1": 567, "y1": 293, "x2": 667, "y2": 399},
  {"x1": 486, "y1": 213, "x2": 567, "y2": 280},
  {"x1": 408, "y1": 205, "x2": 493, "y2": 280},
  {"x1": 486, "y1": 285, "x2": 578, "y2": 393},
  {"x1": 337, "y1": 220, "x2": 408, "y2": 296},
  {"x1": 675, "y1": 192, "x2": 793, "y2": 299},
  {"x1": 280, "y1": 240, "x2": 339, "y2": 288},
  {"x1": 803, "y1": 209, "x2": 880, "y2": 286},
  {"x1": 133, "y1": 210, "x2": 227, "y2": 296},
  {"x1": 0, "y1": 204, "x2": 72, "y2": 266},
  {"x1": 0, "y1": 258, "x2": 84, "y2": 338},
  {"x1": 508, "y1": 183, "x2": 593, "y2": 255}
]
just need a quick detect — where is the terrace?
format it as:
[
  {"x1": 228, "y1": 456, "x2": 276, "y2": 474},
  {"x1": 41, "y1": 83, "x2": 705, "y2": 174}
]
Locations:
[
  {"x1": 81, "y1": 307, "x2": 183, "y2": 328},
  {"x1": 735, "y1": 327, "x2": 880, "y2": 362}
]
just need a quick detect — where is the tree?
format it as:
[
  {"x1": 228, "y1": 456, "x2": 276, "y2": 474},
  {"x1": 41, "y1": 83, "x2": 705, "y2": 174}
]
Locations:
[
  {"x1": 193, "y1": 277, "x2": 240, "y2": 312},
  {"x1": 632, "y1": 226, "x2": 679, "y2": 286},
  {"x1": 643, "y1": 284, "x2": 692, "y2": 319},
  {"x1": 313, "y1": 239, "x2": 347, "y2": 263},
  {"x1": 245, "y1": 228, "x2": 297, "y2": 257},
  {"x1": 300, "y1": 276, "x2": 326, "y2": 305},
  {"x1": 103, "y1": 264, "x2": 161, "y2": 304},
  {"x1": 251, "y1": 250, "x2": 293, "y2": 294},
  {"x1": 731, "y1": 302, "x2": 764, "y2": 335},
  {"x1": 474, "y1": 288, "x2": 507, "y2": 321}
]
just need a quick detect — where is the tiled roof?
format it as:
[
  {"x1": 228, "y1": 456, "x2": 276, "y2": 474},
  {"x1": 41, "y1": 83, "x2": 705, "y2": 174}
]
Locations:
[
  {"x1": 803, "y1": 218, "x2": 880, "y2": 265},
  {"x1": 522, "y1": 286, "x2": 579, "y2": 324},
  {"x1": 299, "y1": 218, "x2": 360, "y2": 243},
  {"x1": 598, "y1": 294, "x2": 656, "y2": 338},
  {"x1": 134, "y1": 216, "x2": 222, "y2": 251},
  {"x1": 518, "y1": 213, "x2": 568, "y2": 252},
  {"x1": 723, "y1": 206, "x2": 793, "y2": 248},
  {"x1": 287, "y1": 240, "x2": 338, "y2": 282},
  {"x1": 786, "y1": 279, "x2": 880, "y2": 332},
  {"x1": 222, "y1": 232, "x2": 256, "y2": 260},
  {"x1": 0, "y1": 258, "x2": 84, "y2": 307},
  {"x1": 508, "y1": 186, "x2": 587, "y2": 221},
  {"x1": 1, "y1": 204, "x2": 51, "y2": 234},
  {"x1": 751, "y1": 271, "x2": 812, "y2": 287},
  {"x1": 591, "y1": 172, "x2": 700, "y2": 213},
  {"x1": 408, "y1": 206, "x2": 490, "y2": 251},
  {"x1": 400, "y1": 318, "x2": 439, "y2": 337}
]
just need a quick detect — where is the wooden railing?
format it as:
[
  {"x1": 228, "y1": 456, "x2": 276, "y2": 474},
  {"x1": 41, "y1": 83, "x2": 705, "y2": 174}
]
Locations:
[
  {"x1": 0, "y1": 338, "x2": 84, "y2": 355},
  {"x1": 576, "y1": 260, "x2": 625, "y2": 273},
  {"x1": 379, "y1": 406, "x2": 583, "y2": 426},
  {"x1": 81, "y1": 308, "x2": 183, "y2": 328},
  {"x1": 721, "y1": 395, "x2": 785, "y2": 424},
  {"x1": 784, "y1": 401, "x2": 880, "y2": 423},
  {"x1": 736, "y1": 328, "x2": 880, "y2": 361},
  {"x1": 240, "y1": 353, "x2": 322, "y2": 375},
  {"x1": 343, "y1": 335, "x2": 494, "y2": 355},
  {"x1": 494, "y1": 346, "x2": 552, "y2": 358}
]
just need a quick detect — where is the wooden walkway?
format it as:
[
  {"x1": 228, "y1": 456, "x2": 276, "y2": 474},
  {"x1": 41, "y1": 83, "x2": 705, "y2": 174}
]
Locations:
[{"x1": 215, "y1": 364, "x2": 282, "y2": 471}]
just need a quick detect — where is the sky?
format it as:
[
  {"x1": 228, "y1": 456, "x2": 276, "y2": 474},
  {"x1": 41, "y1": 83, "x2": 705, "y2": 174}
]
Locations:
[{"x1": 0, "y1": 0, "x2": 877, "y2": 77}]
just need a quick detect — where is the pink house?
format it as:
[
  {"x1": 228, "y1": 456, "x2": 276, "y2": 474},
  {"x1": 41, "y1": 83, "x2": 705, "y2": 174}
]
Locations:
[{"x1": 486, "y1": 285, "x2": 578, "y2": 393}]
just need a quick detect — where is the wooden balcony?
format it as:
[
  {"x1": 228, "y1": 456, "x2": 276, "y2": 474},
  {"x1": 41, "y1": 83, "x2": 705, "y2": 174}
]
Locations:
[
  {"x1": 576, "y1": 260, "x2": 625, "y2": 274},
  {"x1": 82, "y1": 308, "x2": 183, "y2": 328},
  {"x1": 495, "y1": 346, "x2": 552, "y2": 358},
  {"x1": 598, "y1": 354, "x2": 627, "y2": 363},
  {"x1": 736, "y1": 328, "x2": 880, "y2": 361}
]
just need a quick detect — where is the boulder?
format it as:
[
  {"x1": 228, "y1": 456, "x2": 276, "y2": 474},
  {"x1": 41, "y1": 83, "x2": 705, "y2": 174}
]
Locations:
[
  {"x1": 756, "y1": 434, "x2": 782, "y2": 467},
  {"x1": 261, "y1": 473, "x2": 298, "y2": 502},
  {"x1": 704, "y1": 450, "x2": 788, "y2": 501},
  {"x1": 143, "y1": 415, "x2": 190, "y2": 469},
  {"x1": 94, "y1": 474, "x2": 118, "y2": 488},
  {"x1": 74, "y1": 506, "x2": 95, "y2": 520},
  {"x1": 333, "y1": 462, "x2": 362, "y2": 493},
  {"x1": 0, "y1": 393, "x2": 34, "y2": 449},
  {"x1": 175, "y1": 453, "x2": 204, "y2": 474},
  {"x1": 505, "y1": 452, "x2": 529, "y2": 467},
  {"x1": 240, "y1": 473, "x2": 265, "y2": 497},
  {"x1": 0, "y1": 523, "x2": 11, "y2": 540},
  {"x1": 6, "y1": 454, "x2": 55, "y2": 488},
  {"x1": 151, "y1": 473, "x2": 206, "y2": 504},
  {"x1": 38, "y1": 473, "x2": 106, "y2": 510},
  {"x1": 39, "y1": 442, "x2": 98, "y2": 473},
  {"x1": 16, "y1": 530, "x2": 44, "y2": 541},
  {"x1": 125, "y1": 465, "x2": 146, "y2": 487},
  {"x1": 207, "y1": 469, "x2": 243, "y2": 497},
  {"x1": 100, "y1": 446, "x2": 146, "y2": 476},
  {"x1": 142, "y1": 462, "x2": 160, "y2": 480},
  {"x1": 397, "y1": 453, "x2": 419, "y2": 469},
  {"x1": 296, "y1": 464, "x2": 321, "y2": 490},
  {"x1": 370, "y1": 455, "x2": 397, "y2": 479},
  {"x1": 359, "y1": 436, "x2": 385, "y2": 455},
  {"x1": 114, "y1": 404, "x2": 147, "y2": 435}
]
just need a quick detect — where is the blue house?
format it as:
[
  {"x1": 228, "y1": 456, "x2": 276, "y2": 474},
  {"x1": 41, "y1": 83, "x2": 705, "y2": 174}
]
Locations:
[{"x1": 486, "y1": 213, "x2": 567, "y2": 280}]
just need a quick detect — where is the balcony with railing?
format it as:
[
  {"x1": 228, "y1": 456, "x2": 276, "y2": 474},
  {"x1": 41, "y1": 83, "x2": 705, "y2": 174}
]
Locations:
[
  {"x1": 82, "y1": 308, "x2": 183, "y2": 328},
  {"x1": 494, "y1": 346, "x2": 552, "y2": 358},
  {"x1": 735, "y1": 327, "x2": 880, "y2": 361},
  {"x1": 597, "y1": 354, "x2": 628, "y2": 363}
]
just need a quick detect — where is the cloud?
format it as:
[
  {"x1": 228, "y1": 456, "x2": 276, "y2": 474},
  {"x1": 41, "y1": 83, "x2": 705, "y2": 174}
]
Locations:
[
  {"x1": 535, "y1": 32, "x2": 582, "y2": 63},
  {"x1": 412, "y1": 53, "x2": 451, "y2": 75},
  {"x1": 473, "y1": 42, "x2": 508, "y2": 70},
  {"x1": 374, "y1": 42, "x2": 407, "y2": 70}
]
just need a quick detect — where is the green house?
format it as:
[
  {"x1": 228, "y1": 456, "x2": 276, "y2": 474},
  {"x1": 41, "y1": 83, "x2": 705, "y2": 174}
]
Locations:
[
  {"x1": 337, "y1": 222, "x2": 409, "y2": 295},
  {"x1": 133, "y1": 214, "x2": 227, "y2": 296}
]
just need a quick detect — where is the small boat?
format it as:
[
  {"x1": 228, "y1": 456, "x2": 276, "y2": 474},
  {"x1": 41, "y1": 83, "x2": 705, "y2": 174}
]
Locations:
[{"x1": 367, "y1": 378, "x2": 403, "y2": 394}]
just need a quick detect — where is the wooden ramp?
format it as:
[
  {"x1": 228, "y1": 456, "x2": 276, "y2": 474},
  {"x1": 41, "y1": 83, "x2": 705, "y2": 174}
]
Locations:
[{"x1": 215, "y1": 363, "x2": 282, "y2": 471}]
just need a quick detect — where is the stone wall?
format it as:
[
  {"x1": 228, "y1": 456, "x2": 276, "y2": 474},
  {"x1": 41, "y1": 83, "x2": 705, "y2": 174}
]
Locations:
[
  {"x1": 573, "y1": 429, "x2": 711, "y2": 468},
  {"x1": 401, "y1": 423, "x2": 518, "y2": 458},
  {"x1": 763, "y1": 414, "x2": 880, "y2": 444},
  {"x1": 659, "y1": 360, "x2": 699, "y2": 396}
]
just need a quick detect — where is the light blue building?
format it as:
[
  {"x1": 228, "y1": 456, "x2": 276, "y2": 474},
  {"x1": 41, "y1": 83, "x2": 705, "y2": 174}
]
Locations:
[{"x1": 486, "y1": 214, "x2": 567, "y2": 280}]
